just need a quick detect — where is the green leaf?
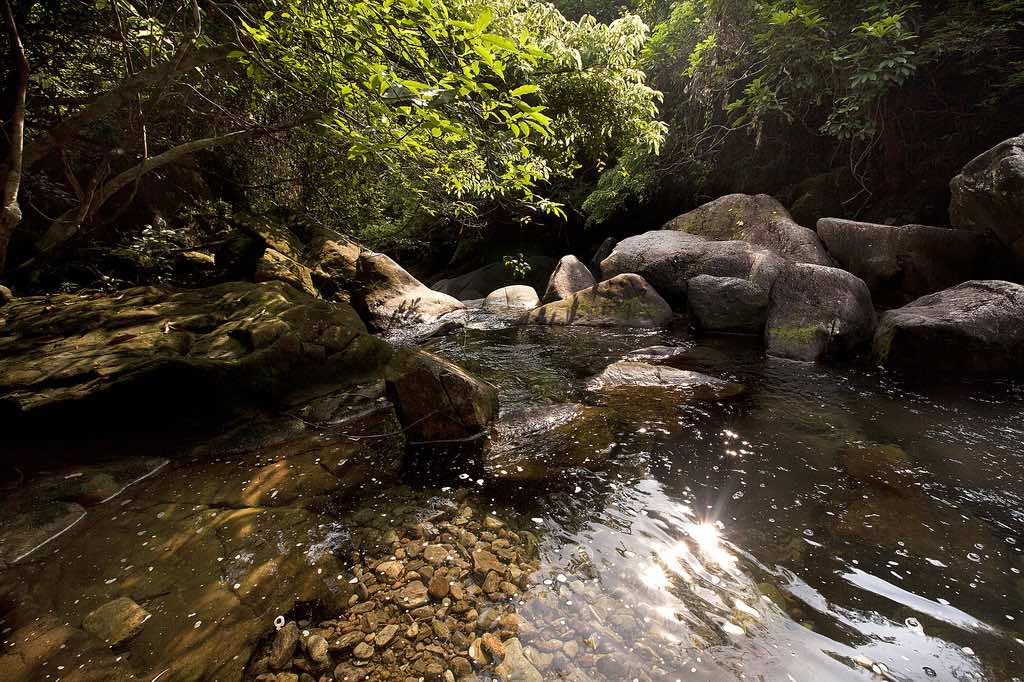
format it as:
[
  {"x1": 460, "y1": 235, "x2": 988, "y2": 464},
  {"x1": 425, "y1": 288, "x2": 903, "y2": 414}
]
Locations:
[{"x1": 510, "y1": 84, "x2": 539, "y2": 97}]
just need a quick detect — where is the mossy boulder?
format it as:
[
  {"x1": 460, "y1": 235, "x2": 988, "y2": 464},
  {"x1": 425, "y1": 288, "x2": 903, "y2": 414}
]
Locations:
[
  {"x1": 522, "y1": 274, "x2": 672, "y2": 328},
  {"x1": 0, "y1": 281, "x2": 395, "y2": 453},
  {"x1": 664, "y1": 193, "x2": 834, "y2": 266},
  {"x1": 765, "y1": 262, "x2": 877, "y2": 361}
]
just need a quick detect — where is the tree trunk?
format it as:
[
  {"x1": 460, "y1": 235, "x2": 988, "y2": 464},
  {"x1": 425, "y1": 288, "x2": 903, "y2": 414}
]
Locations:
[
  {"x1": 35, "y1": 129, "x2": 257, "y2": 256},
  {"x1": 0, "y1": 0, "x2": 29, "y2": 275}
]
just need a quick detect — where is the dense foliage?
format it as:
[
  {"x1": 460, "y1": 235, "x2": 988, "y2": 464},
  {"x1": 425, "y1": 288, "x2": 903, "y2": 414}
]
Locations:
[{"x1": 0, "y1": 0, "x2": 1021, "y2": 287}]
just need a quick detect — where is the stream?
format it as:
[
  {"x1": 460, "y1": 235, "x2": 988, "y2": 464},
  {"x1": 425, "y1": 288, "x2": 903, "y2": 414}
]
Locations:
[
  {"x1": 397, "y1": 310, "x2": 1024, "y2": 680},
  {"x1": 4, "y1": 309, "x2": 1024, "y2": 681}
]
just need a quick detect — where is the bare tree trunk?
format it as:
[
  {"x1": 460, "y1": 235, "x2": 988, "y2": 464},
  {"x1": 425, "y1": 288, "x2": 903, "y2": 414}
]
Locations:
[
  {"x1": 34, "y1": 129, "x2": 257, "y2": 256},
  {"x1": 0, "y1": 0, "x2": 29, "y2": 275}
]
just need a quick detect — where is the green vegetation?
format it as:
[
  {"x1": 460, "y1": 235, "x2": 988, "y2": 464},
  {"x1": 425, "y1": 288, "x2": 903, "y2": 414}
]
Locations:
[{"x1": 0, "y1": 0, "x2": 1020, "y2": 288}]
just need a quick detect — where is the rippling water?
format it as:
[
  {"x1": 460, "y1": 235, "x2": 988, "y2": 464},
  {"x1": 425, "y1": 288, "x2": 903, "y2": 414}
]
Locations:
[{"x1": 417, "y1": 315, "x2": 1024, "y2": 681}]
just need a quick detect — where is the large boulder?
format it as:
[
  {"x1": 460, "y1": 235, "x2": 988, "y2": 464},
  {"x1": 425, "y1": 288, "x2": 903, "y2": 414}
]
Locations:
[
  {"x1": 0, "y1": 281, "x2": 392, "y2": 441},
  {"x1": 483, "y1": 285, "x2": 540, "y2": 311},
  {"x1": 817, "y1": 218, "x2": 983, "y2": 307},
  {"x1": 663, "y1": 194, "x2": 834, "y2": 265},
  {"x1": 307, "y1": 235, "x2": 361, "y2": 302},
  {"x1": 950, "y1": 134, "x2": 1024, "y2": 264},
  {"x1": 687, "y1": 274, "x2": 771, "y2": 334},
  {"x1": 765, "y1": 263, "x2": 877, "y2": 361},
  {"x1": 542, "y1": 255, "x2": 596, "y2": 303},
  {"x1": 253, "y1": 247, "x2": 319, "y2": 297},
  {"x1": 589, "y1": 237, "x2": 617, "y2": 279},
  {"x1": 385, "y1": 349, "x2": 499, "y2": 443},
  {"x1": 432, "y1": 256, "x2": 555, "y2": 301},
  {"x1": 873, "y1": 280, "x2": 1024, "y2": 375},
  {"x1": 600, "y1": 230, "x2": 785, "y2": 305},
  {"x1": 353, "y1": 251, "x2": 464, "y2": 330},
  {"x1": 522, "y1": 274, "x2": 673, "y2": 328}
]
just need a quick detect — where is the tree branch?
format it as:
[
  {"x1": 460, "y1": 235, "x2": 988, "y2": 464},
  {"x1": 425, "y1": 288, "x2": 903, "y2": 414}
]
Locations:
[
  {"x1": 23, "y1": 44, "x2": 235, "y2": 169},
  {"x1": 0, "y1": 0, "x2": 29, "y2": 274}
]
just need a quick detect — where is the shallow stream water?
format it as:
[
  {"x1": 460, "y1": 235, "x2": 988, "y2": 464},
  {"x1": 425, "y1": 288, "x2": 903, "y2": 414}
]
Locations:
[
  {"x1": 404, "y1": 312, "x2": 1024, "y2": 681},
  {"x1": 5, "y1": 311, "x2": 1024, "y2": 682}
]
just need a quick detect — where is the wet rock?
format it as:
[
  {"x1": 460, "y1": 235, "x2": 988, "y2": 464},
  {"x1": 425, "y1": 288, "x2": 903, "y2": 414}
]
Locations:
[
  {"x1": 950, "y1": 133, "x2": 1024, "y2": 264},
  {"x1": 495, "y1": 637, "x2": 543, "y2": 682},
  {"x1": 523, "y1": 274, "x2": 673, "y2": 328},
  {"x1": 664, "y1": 193, "x2": 833, "y2": 265},
  {"x1": 396, "y1": 581, "x2": 430, "y2": 609},
  {"x1": 376, "y1": 560, "x2": 404, "y2": 580},
  {"x1": 483, "y1": 285, "x2": 540, "y2": 311},
  {"x1": 472, "y1": 549, "x2": 505, "y2": 577},
  {"x1": 600, "y1": 230, "x2": 785, "y2": 307},
  {"x1": 483, "y1": 404, "x2": 616, "y2": 480},
  {"x1": 765, "y1": 262, "x2": 876, "y2": 361},
  {"x1": 841, "y1": 443, "x2": 916, "y2": 497},
  {"x1": 542, "y1": 255, "x2": 596, "y2": 303},
  {"x1": 428, "y1": 573, "x2": 450, "y2": 600},
  {"x1": 0, "y1": 500, "x2": 85, "y2": 565},
  {"x1": 353, "y1": 251, "x2": 464, "y2": 330},
  {"x1": 873, "y1": 280, "x2": 1024, "y2": 375},
  {"x1": 82, "y1": 597, "x2": 150, "y2": 647},
  {"x1": 687, "y1": 274, "x2": 771, "y2": 333},
  {"x1": 386, "y1": 349, "x2": 499, "y2": 444},
  {"x1": 352, "y1": 641, "x2": 374, "y2": 659},
  {"x1": 0, "y1": 281, "x2": 393, "y2": 444},
  {"x1": 375, "y1": 623, "x2": 400, "y2": 648},
  {"x1": 334, "y1": 662, "x2": 368, "y2": 681},
  {"x1": 269, "y1": 621, "x2": 301, "y2": 669},
  {"x1": 304, "y1": 634, "x2": 329, "y2": 664},
  {"x1": 587, "y1": 361, "x2": 745, "y2": 400},
  {"x1": 817, "y1": 218, "x2": 984, "y2": 307}
]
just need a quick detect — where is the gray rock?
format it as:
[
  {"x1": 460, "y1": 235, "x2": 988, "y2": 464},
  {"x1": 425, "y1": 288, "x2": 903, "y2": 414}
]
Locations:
[
  {"x1": 687, "y1": 274, "x2": 770, "y2": 333},
  {"x1": 765, "y1": 263, "x2": 877, "y2": 361},
  {"x1": 542, "y1": 255, "x2": 596, "y2": 303},
  {"x1": 483, "y1": 285, "x2": 540, "y2": 311},
  {"x1": 82, "y1": 597, "x2": 150, "y2": 647},
  {"x1": 396, "y1": 581, "x2": 430, "y2": 609},
  {"x1": 0, "y1": 284, "x2": 12, "y2": 306},
  {"x1": 817, "y1": 218, "x2": 984, "y2": 306},
  {"x1": 589, "y1": 237, "x2": 617, "y2": 279},
  {"x1": 483, "y1": 404, "x2": 615, "y2": 480},
  {"x1": 495, "y1": 637, "x2": 543, "y2": 682},
  {"x1": 664, "y1": 193, "x2": 834, "y2": 265},
  {"x1": 353, "y1": 251, "x2": 464, "y2": 330},
  {"x1": 385, "y1": 349, "x2": 498, "y2": 444},
  {"x1": 600, "y1": 230, "x2": 784, "y2": 305},
  {"x1": 586, "y1": 361, "x2": 745, "y2": 400},
  {"x1": 873, "y1": 280, "x2": 1024, "y2": 375},
  {"x1": 950, "y1": 133, "x2": 1024, "y2": 264},
  {"x1": 523, "y1": 274, "x2": 672, "y2": 328}
]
